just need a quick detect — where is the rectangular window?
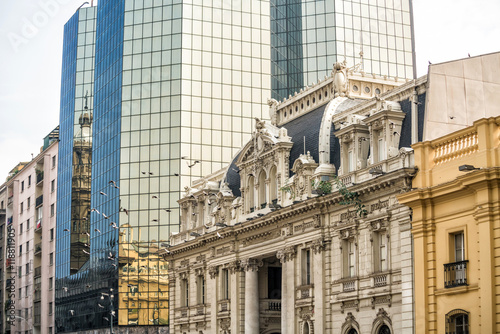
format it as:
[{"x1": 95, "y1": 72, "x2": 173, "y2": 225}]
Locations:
[
  {"x1": 19, "y1": 223, "x2": 23, "y2": 234},
  {"x1": 181, "y1": 279, "x2": 189, "y2": 307},
  {"x1": 52, "y1": 155, "x2": 56, "y2": 168},
  {"x1": 221, "y1": 269, "x2": 230, "y2": 300},
  {"x1": 378, "y1": 137, "x2": 384, "y2": 161},
  {"x1": 50, "y1": 204, "x2": 55, "y2": 217},
  {"x1": 49, "y1": 302, "x2": 53, "y2": 315},
  {"x1": 197, "y1": 275, "x2": 205, "y2": 304},
  {"x1": 302, "y1": 249, "x2": 311, "y2": 285},
  {"x1": 28, "y1": 175, "x2": 31, "y2": 186},
  {"x1": 343, "y1": 239, "x2": 356, "y2": 278},
  {"x1": 373, "y1": 232, "x2": 388, "y2": 272},
  {"x1": 26, "y1": 241, "x2": 29, "y2": 252},
  {"x1": 26, "y1": 263, "x2": 29, "y2": 275},
  {"x1": 25, "y1": 285, "x2": 28, "y2": 297},
  {"x1": 20, "y1": 202, "x2": 23, "y2": 213},
  {"x1": 49, "y1": 277, "x2": 53, "y2": 290},
  {"x1": 18, "y1": 288, "x2": 22, "y2": 299},
  {"x1": 27, "y1": 197, "x2": 30, "y2": 208},
  {"x1": 348, "y1": 150, "x2": 354, "y2": 172},
  {"x1": 50, "y1": 228, "x2": 54, "y2": 241},
  {"x1": 18, "y1": 266, "x2": 22, "y2": 278},
  {"x1": 454, "y1": 232, "x2": 465, "y2": 262},
  {"x1": 49, "y1": 253, "x2": 54, "y2": 266},
  {"x1": 26, "y1": 218, "x2": 30, "y2": 230},
  {"x1": 51, "y1": 180, "x2": 55, "y2": 193},
  {"x1": 19, "y1": 245, "x2": 22, "y2": 255},
  {"x1": 21, "y1": 181, "x2": 24, "y2": 192}
]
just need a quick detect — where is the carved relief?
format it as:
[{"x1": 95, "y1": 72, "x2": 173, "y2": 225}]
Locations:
[
  {"x1": 240, "y1": 258, "x2": 263, "y2": 272},
  {"x1": 311, "y1": 239, "x2": 325, "y2": 254}
]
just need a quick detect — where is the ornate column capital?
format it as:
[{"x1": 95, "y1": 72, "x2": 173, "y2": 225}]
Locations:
[
  {"x1": 276, "y1": 246, "x2": 297, "y2": 263},
  {"x1": 241, "y1": 258, "x2": 263, "y2": 272},
  {"x1": 208, "y1": 265, "x2": 219, "y2": 279}
]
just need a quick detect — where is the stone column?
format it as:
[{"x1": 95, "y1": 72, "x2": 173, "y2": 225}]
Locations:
[
  {"x1": 277, "y1": 247, "x2": 297, "y2": 334},
  {"x1": 242, "y1": 258, "x2": 262, "y2": 334}
]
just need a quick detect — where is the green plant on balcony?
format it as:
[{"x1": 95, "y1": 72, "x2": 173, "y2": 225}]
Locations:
[
  {"x1": 311, "y1": 180, "x2": 332, "y2": 195},
  {"x1": 331, "y1": 175, "x2": 367, "y2": 218},
  {"x1": 280, "y1": 179, "x2": 295, "y2": 199}
]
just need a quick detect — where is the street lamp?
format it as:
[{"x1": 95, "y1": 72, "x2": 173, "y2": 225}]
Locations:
[{"x1": 101, "y1": 291, "x2": 115, "y2": 334}]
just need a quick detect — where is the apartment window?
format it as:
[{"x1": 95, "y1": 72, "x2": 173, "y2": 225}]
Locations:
[
  {"x1": 49, "y1": 327, "x2": 53, "y2": 334},
  {"x1": 50, "y1": 228, "x2": 54, "y2": 241},
  {"x1": 19, "y1": 223, "x2": 23, "y2": 234},
  {"x1": 197, "y1": 275, "x2": 205, "y2": 304},
  {"x1": 26, "y1": 241, "x2": 29, "y2": 252},
  {"x1": 49, "y1": 252, "x2": 54, "y2": 266},
  {"x1": 25, "y1": 285, "x2": 29, "y2": 297},
  {"x1": 27, "y1": 197, "x2": 31, "y2": 208},
  {"x1": 445, "y1": 231, "x2": 468, "y2": 288},
  {"x1": 221, "y1": 268, "x2": 230, "y2": 300},
  {"x1": 27, "y1": 218, "x2": 30, "y2": 230},
  {"x1": 20, "y1": 202, "x2": 23, "y2": 213},
  {"x1": 373, "y1": 232, "x2": 388, "y2": 272},
  {"x1": 49, "y1": 277, "x2": 53, "y2": 290},
  {"x1": 18, "y1": 288, "x2": 22, "y2": 299},
  {"x1": 52, "y1": 155, "x2": 56, "y2": 168},
  {"x1": 21, "y1": 181, "x2": 24, "y2": 192},
  {"x1": 1, "y1": 200, "x2": 3, "y2": 209},
  {"x1": 19, "y1": 244, "x2": 22, "y2": 255},
  {"x1": 26, "y1": 263, "x2": 30, "y2": 275},
  {"x1": 181, "y1": 278, "x2": 189, "y2": 307},
  {"x1": 50, "y1": 204, "x2": 55, "y2": 217},
  {"x1": 28, "y1": 175, "x2": 31, "y2": 186},
  {"x1": 51, "y1": 180, "x2": 55, "y2": 193},
  {"x1": 446, "y1": 309, "x2": 469, "y2": 334},
  {"x1": 18, "y1": 266, "x2": 22, "y2": 278},
  {"x1": 343, "y1": 239, "x2": 356, "y2": 278},
  {"x1": 49, "y1": 302, "x2": 53, "y2": 315},
  {"x1": 302, "y1": 249, "x2": 311, "y2": 285}
]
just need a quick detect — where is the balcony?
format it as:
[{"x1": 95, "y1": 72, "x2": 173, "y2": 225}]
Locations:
[
  {"x1": 35, "y1": 219, "x2": 42, "y2": 231},
  {"x1": 7, "y1": 197, "x2": 13, "y2": 207},
  {"x1": 260, "y1": 299, "x2": 281, "y2": 312},
  {"x1": 34, "y1": 282, "x2": 41, "y2": 302},
  {"x1": 36, "y1": 171, "x2": 44, "y2": 184},
  {"x1": 34, "y1": 243, "x2": 42, "y2": 255},
  {"x1": 444, "y1": 260, "x2": 468, "y2": 288},
  {"x1": 34, "y1": 266, "x2": 41, "y2": 278},
  {"x1": 35, "y1": 195, "x2": 43, "y2": 207}
]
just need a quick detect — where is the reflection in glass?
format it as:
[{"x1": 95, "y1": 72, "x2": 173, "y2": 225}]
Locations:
[{"x1": 70, "y1": 91, "x2": 92, "y2": 274}]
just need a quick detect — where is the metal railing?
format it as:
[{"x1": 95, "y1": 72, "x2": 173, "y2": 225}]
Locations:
[
  {"x1": 36, "y1": 171, "x2": 44, "y2": 184},
  {"x1": 35, "y1": 195, "x2": 43, "y2": 207},
  {"x1": 34, "y1": 243, "x2": 42, "y2": 255},
  {"x1": 34, "y1": 267, "x2": 41, "y2": 278},
  {"x1": 444, "y1": 260, "x2": 468, "y2": 288}
]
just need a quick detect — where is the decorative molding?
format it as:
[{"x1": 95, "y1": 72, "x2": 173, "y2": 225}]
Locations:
[
  {"x1": 311, "y1": 239, "x2": 325, "y2": 254},
  {"x1": 341, "y1": 312, "x2": 360, "y2": 333},
  {"x1": 341, "y1": 300, "x2": 359, "y2": 314}
]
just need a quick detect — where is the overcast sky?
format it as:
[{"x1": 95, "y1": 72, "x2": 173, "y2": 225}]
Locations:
[{"x1": 0, "y1": 0, "x2": 499, "y2": 181}]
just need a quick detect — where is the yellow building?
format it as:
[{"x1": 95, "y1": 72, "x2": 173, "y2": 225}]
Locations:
[{"x1": 398, "y1": 116, "x2": 500, "y2": 333}]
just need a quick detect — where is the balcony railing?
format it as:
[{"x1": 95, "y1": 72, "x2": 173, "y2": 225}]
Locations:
[
  {"x1": 444, "y1": 260, "x2": 468, "y2": 288},
  {"x1": 34, "y1": 266, "x2": 41, "y2": 278},
  {"x1": 35, "y1": 195, "x2": 43, "y2": 207},
  {"x1": 34, "y1": 243, "x2": 42, "y2": 255},
  {"x1": 260, "y1": 299, "x2": 281, "y2": 312},
  {"x1": 343, "y1": 279, "x2": 356, "y2": 292},
  {"x1": 373, "y1": 273, "x2": 388, "y2": 287},
  {"x1": 34, "y1": 282, "x2": 41, "y2": 302},
  {"x1": 36, "y1": 171, "x2": 44, "y2": 184}
]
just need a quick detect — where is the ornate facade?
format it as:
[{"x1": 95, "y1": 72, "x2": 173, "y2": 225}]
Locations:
[{"x1": 166, "y1": 63, "x2": 424, "y2": 334}]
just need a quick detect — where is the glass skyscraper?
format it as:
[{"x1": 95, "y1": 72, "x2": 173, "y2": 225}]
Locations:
[{"x1": 55, "y1": 0, "x2": 413, "y2": 332}]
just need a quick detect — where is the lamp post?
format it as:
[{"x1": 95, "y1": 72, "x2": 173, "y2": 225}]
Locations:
[{"x1": 101, "y1": 291, "x2": 115, "y2": 334}]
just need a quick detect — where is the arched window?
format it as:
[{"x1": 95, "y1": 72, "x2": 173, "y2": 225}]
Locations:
[
  {"x1": 378, "y1": 325, "x2": 391, "y2": 334},
  {"x1": 347, "y1": 329, "x2": 358, "y2": 334},
  {"x1": 258, "y1": 171, "x2": 266, "y2": 209},
  {"x1": 446, "y1": 309, "x2": 469, "y2": 334},
  {"x1": 269, "y1": 166, "x2": 277, "y2": 205},
  {"x1": 248, "y1": 176, "x2": 255, "y2": 212},
  {"x1": 303, "y1": 322, "x2": 310, "y2": 334}
]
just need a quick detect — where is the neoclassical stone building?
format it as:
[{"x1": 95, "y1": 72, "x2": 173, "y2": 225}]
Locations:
[{"x1": 166, "y1": 62, "x2": 426, "y2": 334}]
